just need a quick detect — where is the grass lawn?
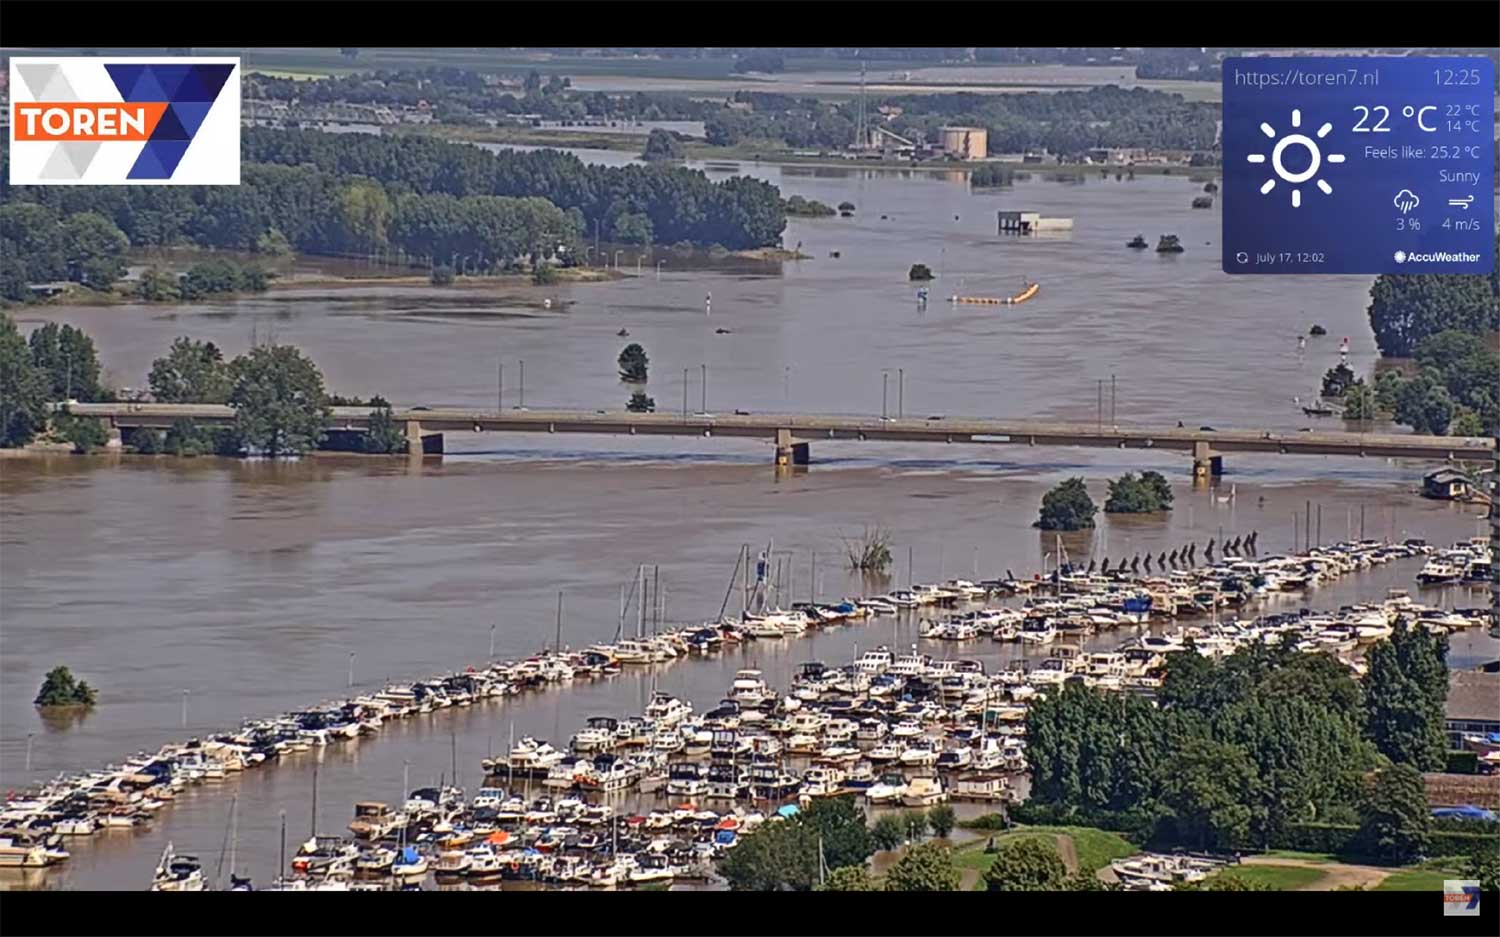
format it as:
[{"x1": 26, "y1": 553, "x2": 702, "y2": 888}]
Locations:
[
  {"x1": 952, "y1": 825, "x2": 1137, "y2": 878},
  {"x1": 1374, "y1": 867, "x2": 1464, "y2": 892},
  {"x1": 1257, "y1": 850, "x2": 1339, "y2": 864},
  {"x1": 1209, "y1": 865, "x2": 1330, "y2": 890}
]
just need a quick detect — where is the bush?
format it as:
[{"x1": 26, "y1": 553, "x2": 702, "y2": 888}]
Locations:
[
  {"x1": 53, "y1": 408, "x2": 109, "y2": 453},
  {"x1": 908, "y1": 264, "x2": 934, "y2": 281},
  {"x1": 984, "y1": 837, "x2": 1068, "y2": 891},
  {"x1": 904, "y1": 810, "x2": 929, "y2": 841},
  {"x1": 626, "y1": 390, "x2": 656, "y2": 412},
  {"x1": 1191, "y1": 195, "x2": 1213, "y2": 209},
  {"x1": 430, "y1": 264, "x2": 455, "y2": 286},
  {"x1": 532, "y1": 263, "x2": 560, "y2": 286},
  {"x1": 1445, "y1": 751, "x2": 1479, "y2": 775},
  {"x1": 131, "y1": 428, "x2": 164, "y2": 454},
  {"x1": 1036, "y1": 477, "x2": 1097, "y2": 530},
  {"x1": 784, "y1": 196, "x2": 836, "y2": 217},
  {"x1": 1321, "y1": 363, "x2": 1358, "y2": 398}
]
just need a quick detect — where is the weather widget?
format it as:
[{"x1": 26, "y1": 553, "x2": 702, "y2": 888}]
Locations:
[{"x1": 1222, "y1": 56, "x2": 1494, "y2": 274}]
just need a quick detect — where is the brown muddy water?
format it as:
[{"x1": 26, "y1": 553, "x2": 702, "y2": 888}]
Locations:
[{"x1": 3, "y1": 158, "x2": 1495, "y2": 890}]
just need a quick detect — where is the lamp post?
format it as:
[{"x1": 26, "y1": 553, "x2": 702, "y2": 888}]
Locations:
[
  {"x1": 348, "y1": 652, "x2": 355, "y2": 688},
  {"x1": 656, "y1": 260, "x2": 664, "y2": 278},
  {"x1": 614, "y1": 250, "x2": 624, "y2": 269}
]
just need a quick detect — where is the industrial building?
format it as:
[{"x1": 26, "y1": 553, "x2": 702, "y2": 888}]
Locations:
[
  {"x1": 998, "y1": 211, "x2": 1074, "y2": 235},
  {"x1": 938, "y1": 126, "x2": 988, "y2": 161}
]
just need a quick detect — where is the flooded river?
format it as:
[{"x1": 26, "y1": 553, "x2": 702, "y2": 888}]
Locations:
[{"x1": 2, "y1": 157, "x2": 1495, "y2": 889}]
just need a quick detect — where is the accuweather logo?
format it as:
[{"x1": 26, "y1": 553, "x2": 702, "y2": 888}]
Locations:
[
  {"x1": 9, "y1": 57, "x2": 239, "y2": 185},
  {"x1": 1443, "y1": 879, "x2": 1481, "y2": 916}
]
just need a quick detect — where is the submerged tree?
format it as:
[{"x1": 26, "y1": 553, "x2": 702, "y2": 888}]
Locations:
[
  {"x1": 844, "y1": 526, "x2": 893, "y2": 574},
  {"x1": 626, "y1": 390, "x2": 656, "y2": 412},
  {"x1": 34, "y1": 666, "x2": 98, "y2": 708},
  {"x1": 363, "y1": 398, "x2": 407, "y2": 454},
  {"x1": 1036, "y1": 477, "x2": 1097, "y2": 530},
  {"x1": 228, "y1": 344, "x2": 331, "y2": 457},
  {"x1": 618, "y1": 343, "x2": 649, "y2": 383}
]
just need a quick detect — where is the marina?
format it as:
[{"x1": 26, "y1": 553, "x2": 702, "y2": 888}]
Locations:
[{"x1": 2, "y1": 532, "x2": 1491, "y2": 890}]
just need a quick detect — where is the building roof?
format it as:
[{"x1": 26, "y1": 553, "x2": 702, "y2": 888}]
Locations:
[
  {"x1": 1446, "y1": 670, "x2": 1500, "y2": 722},
  {"x1": 1424, "y1": 468, "x2": 1471, "y2": 484}
]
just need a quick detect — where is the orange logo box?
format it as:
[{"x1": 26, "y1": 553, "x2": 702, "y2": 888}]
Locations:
[{"x1": 13, "y1": 102, "x2": 167, "y2": 141}]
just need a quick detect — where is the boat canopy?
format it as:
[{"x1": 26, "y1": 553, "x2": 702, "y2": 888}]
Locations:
[
  {"x1": 776, "y1": 804, "x2": 800, "y2": 818},
  {"x1": 400, "y1": 846, "x2": 421, "y2": 863}
]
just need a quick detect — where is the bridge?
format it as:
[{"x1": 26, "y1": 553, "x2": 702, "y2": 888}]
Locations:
[{"x1": 63, "y1": 402, "x2": 1499, "y2": 475}]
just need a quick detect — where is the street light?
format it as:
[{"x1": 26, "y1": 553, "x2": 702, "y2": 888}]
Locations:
[
  {"x1": 656, "y1": 260, "x2": 664, "y2": 278},
  {"x1": 614, "y1": 250, "x2": 624, "y2": 268}
]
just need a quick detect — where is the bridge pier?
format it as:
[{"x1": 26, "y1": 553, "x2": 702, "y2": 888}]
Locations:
[
  {"x1": 774, "y1": 428, "x2": 810, "y2": 466},
  {"x1": 404, "y1": 421, "x2": 444, "y2": 457},
  {"x1": 1192, "y1": 440, "x2": 1223, "y2": 479}
]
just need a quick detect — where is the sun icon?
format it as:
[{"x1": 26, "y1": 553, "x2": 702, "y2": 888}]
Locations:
[{"x1": 1246, "y1": 109, "x2": 1345, "y2": 208}]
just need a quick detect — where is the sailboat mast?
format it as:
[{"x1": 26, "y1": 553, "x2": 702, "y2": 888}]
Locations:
[
  {"x1": 310, "y1": 762, "x2": 318, "y2": 838},
  {"x1": 719, "y1": 546, "x2": 744, "y2": 623},
  {"x1": 653, "y1": 565, "x2": 661, "y2": 633},
  {"x1": 229, "y1": 794, "x2": 238, "y2": 884},
  {"x1": 555, "y1": 591, "x2": 563, "y2": 652},
  {"x1": 637, "y1": 565, "x2": 646, "y2": 639}
]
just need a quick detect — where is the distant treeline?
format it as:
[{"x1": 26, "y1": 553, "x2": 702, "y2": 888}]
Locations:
[
  {"x1": 0, "y1": 129, "x2": 788, "y2": 261},
  {"x1": 707, "y1": 86, "x2": 1220, "y2": 155}
]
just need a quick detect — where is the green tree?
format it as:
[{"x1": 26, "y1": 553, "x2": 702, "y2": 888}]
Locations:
[
  {"x1": 1366, "y1": 268, "x2": 1500, "y2": 357},
  {"x1": 613, "y1": 212, "x2": 655, "y2": 246},
  {"x1": 1104, "y1": 472, "x2": 1170, "y2": 514},
  {"x1": 1450, "y1": 408, "x2": 1485, "y2": 437},
  {"x1": 868, "y1": 813, "x2": 904, "y2": 851},
  {"x1": 1037, "y1": 477, "x2": 1097, "y2": 530},
  {"x1": 1394, "y1": 372, "x2": 1456, "y2": 435},
  {"x1": 1373, "y1": 369, "x2": 1406, "y2": 413},
  {"x1": 928, "y1": 804, "x2": 957, "y2": 839},
  {"x1": 135, "y1": 267, "x2": 181, "y2": 302},
  {"x1": 983, "y1": 836, "x2": 1069, "y2": 891},
  {"x1": 61, "y1": 212, "x2": 129, "y2": 290},
  {"x1": 337, "y1": 178, "x2": 392, "y2": 251},
  {"x1": 28, "y1": 323, "x2": 104, "y2": 401},
  {"x1": 884, "y1": 842, "x2": 960, "y2": 891},
  {"x1": 909, "y1": 264, "x2": 934, "y2": 281},
  {"x1": 815, "y1": 865, "x2": 882, "y2": 891},
  {"x1": 1160, "y1": 738, "x2": 1256, "y2": 851},
  {"x1": 717, "y1": 816, "x2": 818, "y2": 891},
  {"x1": 1414, "y1": 329, "x2": 1489, "y2": 373},
  {"x1": 1358, "y1": 763, "x2": 1429, "y2": 864},
  {"x1": 0, "y1": 312, "x2": 49, "y2": 447},
  {"x1": 34, "y1": 665, "x2": 98, "y2": 707},
  {"x1": 1342, "y1": 382, "x2": 1377, "y2": 421},
  {"x1": 163, "y1": 418, "x2": 213, "y2": 457},
  {"x1": 1140, "y1": 470, "x2": 1173, "y2": 508},
  {"x1": 228, "y1": 344, "x2": 331, "y2": 457},
  {"x1": 149, "y1": 337, "x2": 233, "y2": 403},
  {"x1": 1364, "y1": 621, "x2": 1449, "y2": 771},
  {"x1": 52, "y1": 407, "x2": 109, "y2": 453},
  {"x1": 618, "y1": 343, "x2": 649, "y2": 383},
  {"x1": 532, "y1": 263, "x2": 560, "y2": 285},
  {"x1": 642, "y1": 128, "x2": 684, "y2": 162},
  {"x1": 255, "y1": 228, "x2": 294, "y2": 257},
  {"x1": 430, "y1": 264, "x2": 455, "y2": 286},
  {"x1": 363, "y1": 400, "x2": 407, "y2": 454},
  {"x1": 903, "y1": 810, "x2": 930, "y2": 842},
  {"x1": 1463, "y1": 846, "x2": 1500, "y2": 892},
  {"x1": 800, "y1": 796, "x2": 875, "y2": 871}
]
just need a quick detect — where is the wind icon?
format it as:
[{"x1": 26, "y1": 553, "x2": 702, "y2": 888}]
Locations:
[{"x1": 1246, "y1": 109, "x2": 1345, "y2": 208}]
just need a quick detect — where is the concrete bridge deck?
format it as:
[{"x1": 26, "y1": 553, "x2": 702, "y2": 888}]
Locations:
[{"x1": 63, "y1": 402, "x2": 1499, "y2": 467}]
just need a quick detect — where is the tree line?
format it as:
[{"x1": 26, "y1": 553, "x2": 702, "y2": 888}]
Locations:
[
  {"x1": 0, "y1": 129, "x2": 788, "y2": 266},
  {"x1": 706, "y1": 86, "x2": 1219, "y2": 156},
  {"x1": 0, "y1": 313, "x2": 405, "y2": 457},
  {"x1": 1022, "y1": 623, "x2": 1496, "y2": 865}
]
